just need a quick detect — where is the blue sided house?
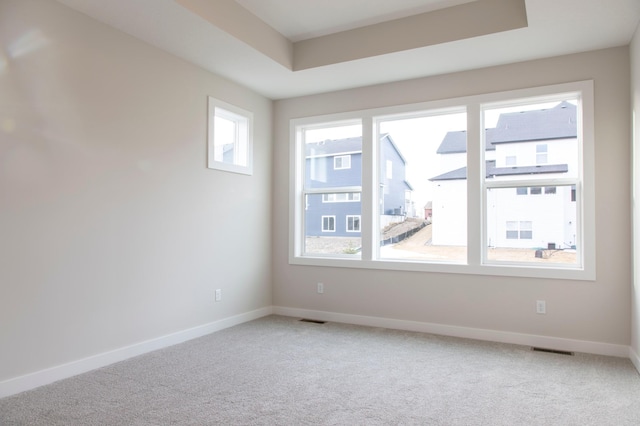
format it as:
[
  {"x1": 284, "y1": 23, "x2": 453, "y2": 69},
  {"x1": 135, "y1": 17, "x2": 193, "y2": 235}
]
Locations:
[{"x1": 305, "y1": 134, "x2": 412, "y2": 237}]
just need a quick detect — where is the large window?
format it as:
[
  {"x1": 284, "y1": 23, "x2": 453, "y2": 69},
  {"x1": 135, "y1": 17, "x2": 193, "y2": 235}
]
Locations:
[
  {"x1": 299, "y1": 121, "x2": 362, "y2": 256},
  {"x1": 291, "y1": 81, "x2": 595, "y2": 280}
]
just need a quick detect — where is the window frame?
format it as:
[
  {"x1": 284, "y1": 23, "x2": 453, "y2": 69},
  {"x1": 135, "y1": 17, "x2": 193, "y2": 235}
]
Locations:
[
  {"x1": 289, "y1": 81, "x2": 595, "y2": 280},
  {"x1": 207, "y1": 97, "x2": 253, "y2": 175}
]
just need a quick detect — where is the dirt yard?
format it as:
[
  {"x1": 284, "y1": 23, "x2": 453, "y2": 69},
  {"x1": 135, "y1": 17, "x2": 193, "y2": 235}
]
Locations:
[
  {"x1": 390, "y1": 224, "x2": 576, "y2": 264},
  {"x1": 306, "y1": 219, "x2": 577, "y2": 264}
]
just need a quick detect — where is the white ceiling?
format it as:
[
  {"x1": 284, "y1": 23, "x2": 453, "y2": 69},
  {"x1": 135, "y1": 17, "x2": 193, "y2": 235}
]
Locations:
[{"x1": 56, "y1": 0, "x2": 640, "y2": 100}]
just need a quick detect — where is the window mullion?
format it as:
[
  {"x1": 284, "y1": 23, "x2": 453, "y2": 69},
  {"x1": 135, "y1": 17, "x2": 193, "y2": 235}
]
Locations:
[
  {"x1": 467, "y1": 103, "x2": 482, "y2": 266},
  {"x1": 360, "y1": 116, "x2": 374, "y2": 261}
]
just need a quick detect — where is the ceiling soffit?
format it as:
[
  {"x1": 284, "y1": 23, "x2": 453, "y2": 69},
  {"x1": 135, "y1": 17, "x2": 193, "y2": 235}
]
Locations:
[{"x1": 175, "y1": 0, "x2": 528, "y2": 71}]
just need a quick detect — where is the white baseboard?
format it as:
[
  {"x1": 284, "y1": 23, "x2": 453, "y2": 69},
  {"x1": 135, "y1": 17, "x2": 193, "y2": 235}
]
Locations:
[
  {"x1": 0, "y1": 306, "x2": 273, "y2": 399},
  {"x1": 630, "y1": 347, "x2": 640, "y2": 375},
  {"x1": 273, "y1": 306, "x2": 630, "y2": 358}
]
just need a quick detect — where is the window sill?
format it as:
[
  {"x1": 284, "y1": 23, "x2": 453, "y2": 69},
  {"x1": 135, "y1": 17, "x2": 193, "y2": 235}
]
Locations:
[{"x1": 289, "y1": 255, "x2": 595, "y2": 281}]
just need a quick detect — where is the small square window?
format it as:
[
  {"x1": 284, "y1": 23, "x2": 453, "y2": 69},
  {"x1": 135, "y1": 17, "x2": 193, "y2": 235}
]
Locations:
[
  {"x1": 536, "y1": 144, "x2": 548, "y2": 164},
  {"x1": 519, "y1": 221, "x2": 533, "y2": 239},
  {"x1": 545, "y1": 186, "x2": 556, "y2": 194},
  {"x1": 516, "y1": 187, "x2": 528, "y2": 195},
  {"x1": 530, "y1": 187, "x2": 542, "y2": 195},
  {"x1": 506, "y1": 155, "x2": 517, "y2": 166},
  {"x1": 334, "y1": 155, "x2": 351, "y2": 170},
  {"x1": 346, "y1": 215, "x2": 361, "y2": 232},
  {"x1": 322, "y1": 216, "x2": 336, "y2": 232},
  {"x1": 208, "y1": 97, "x2": 253, "y2": 175}
]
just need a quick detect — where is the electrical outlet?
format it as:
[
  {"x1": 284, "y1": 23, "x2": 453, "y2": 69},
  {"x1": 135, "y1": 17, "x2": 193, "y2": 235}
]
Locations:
[
  {"x1": 317, "y1": 282, "x2": 324, "y2": 294},
  {"x1": 536, "y1": 300, "x2": 546, "y2": 314},
  {"x1": 215, "y1": 289, "x2": 222, "y2": 302}
]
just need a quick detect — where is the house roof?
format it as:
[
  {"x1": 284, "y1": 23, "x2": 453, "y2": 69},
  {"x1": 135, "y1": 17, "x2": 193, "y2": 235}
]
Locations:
[
  {"x1": 436, "y1": 130, "x2": 495, "y2": 154},
  {"x1": 491, "y1": 101, "x2": 577, "y2": 144},
  {"x1": 306, "y1": 137, "x2": 362, "y2": 157},
  {"x1": 429, "y1": 160, "x2": 569, "y2": 181},
  {"x1": 436, "y1": 101, "x2": 577, "y2": 154},
  {"x1": 305, "y1": 133, "x2": 407, "y2": 162}
]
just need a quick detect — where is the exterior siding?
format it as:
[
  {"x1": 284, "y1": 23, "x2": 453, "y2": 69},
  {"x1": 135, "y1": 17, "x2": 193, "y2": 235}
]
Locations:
[{"x1": 304, "y1": 135, "x2": 411, "y2": 237}]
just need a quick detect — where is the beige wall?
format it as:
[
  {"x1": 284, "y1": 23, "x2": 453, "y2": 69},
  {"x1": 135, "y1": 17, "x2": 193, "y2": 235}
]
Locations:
[
  {"x1": 274, "y1": 47, "x2": 632, "y2": 347},
  {"x1": 632, "y1": 24, "x2": 640, "y2": 360},
  {"x1": 0, "y1": 0, "x2": 272, "y2": 382}
]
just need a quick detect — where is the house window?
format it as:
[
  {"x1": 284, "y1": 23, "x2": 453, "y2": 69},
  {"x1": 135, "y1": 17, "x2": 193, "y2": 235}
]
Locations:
[
  {"x1": 347, "y1": 215, "x2": 361, "y2": 232},
  {"x1": 506, "y1": 221, "x2": 532, "y2": 240},
  {"x1": 322, "y1": 216, "x2": 336, "y2": 232},
  {"x1": 536, "y1": 144, "x2": 548, "y2": 164},
  {"x1": 334, "y1": 155, "x2": 351, "y2": 170},
  {"x1": 207, "y1": 97, "x2": 252, "y2": 175},
  {"x1": 530, "y1": 187, "x2": 542, "y2": 195},
  {"x1": 322, "y1": 193, "x2": 361, "y2": 203},
  {"x1": 506, "y1": 155, "x2": 517, "y2": 166},
  {"x1": 291, "y1": 81, "x2": 595, "y2": 280},
  {"x1": 506, "y1": 221, "x2": 519, "y2": 239},
  {"x1": 519, "y1": 221, "x2": 533, "y2": 239}
]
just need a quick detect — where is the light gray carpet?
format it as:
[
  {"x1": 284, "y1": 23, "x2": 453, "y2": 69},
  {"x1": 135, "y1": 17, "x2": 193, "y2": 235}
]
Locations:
[{"x1": 1, "y1": 315, "x2": 639, "y2": 425}]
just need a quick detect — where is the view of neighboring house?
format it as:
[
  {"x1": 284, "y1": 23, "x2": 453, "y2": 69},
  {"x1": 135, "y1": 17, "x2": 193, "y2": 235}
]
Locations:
[
  {"x1": 305, "y1": 134, "x2": 413, "y2": 237},
  {"x1": 430, "y1": 101, "x2": 578, "y2": 249}
]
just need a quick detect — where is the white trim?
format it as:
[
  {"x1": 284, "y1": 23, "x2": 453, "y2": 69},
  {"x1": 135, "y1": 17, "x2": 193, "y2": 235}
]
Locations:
[
  {"x1": 207, "y1": 96, "x2": 254, "y2": 176},
  {"x1": 273, "y1": 306, "x2": 629, "y2": 358},
  {"x1": 630, "y1": 347, "x2": 640, "y2": 375},
  {"x1": 0, "y1": 307, "x2": 273, "y2": 399},
  {"x1": 290, "y1": 80, "x2": 595, "y2": 281}
]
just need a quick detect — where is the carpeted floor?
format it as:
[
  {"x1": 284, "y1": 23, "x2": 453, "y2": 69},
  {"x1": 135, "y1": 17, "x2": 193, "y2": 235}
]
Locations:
[{"x1": 1, "y1": 315, "x2": 640, "y2": 425}]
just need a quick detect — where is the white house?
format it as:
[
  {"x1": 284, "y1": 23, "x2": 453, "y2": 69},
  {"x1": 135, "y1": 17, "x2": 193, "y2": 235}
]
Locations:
[{"x1": 430, "y1": 102, "x2": 578, "y2": 249}]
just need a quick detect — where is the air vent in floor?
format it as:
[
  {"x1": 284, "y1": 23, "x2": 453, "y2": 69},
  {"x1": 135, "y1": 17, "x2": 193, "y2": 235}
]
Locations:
[
  {"x1": 531, "y1": 347, "x2": 574, "y2": 356},
  {"x1": 299, "y1": 319, "x2": 326, "y2": 324}
]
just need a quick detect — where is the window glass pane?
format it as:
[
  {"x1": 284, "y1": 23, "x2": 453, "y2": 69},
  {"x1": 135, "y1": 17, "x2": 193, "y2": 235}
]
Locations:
[
  {"x1": 483, "y1": 96, "x2": 579, "y2": 266},
  {"x1": 303, "y1": 122, "x2": 362, "y2": 256},
  {"x1": 213, "y1": 115, "x2": 237, "y2": 164},
  {"x1": 304, "y1": 124, "x2": 361, "y2": 190},
  {"x1": 484, "y1": 100, "x2": 579, "y2": 180},
  {"x1": 486, "y1": 187, "x2": 577, "y2": 264},
  {"x1": 377, "y1": 111, "x2": 467, "y2": 262}
]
